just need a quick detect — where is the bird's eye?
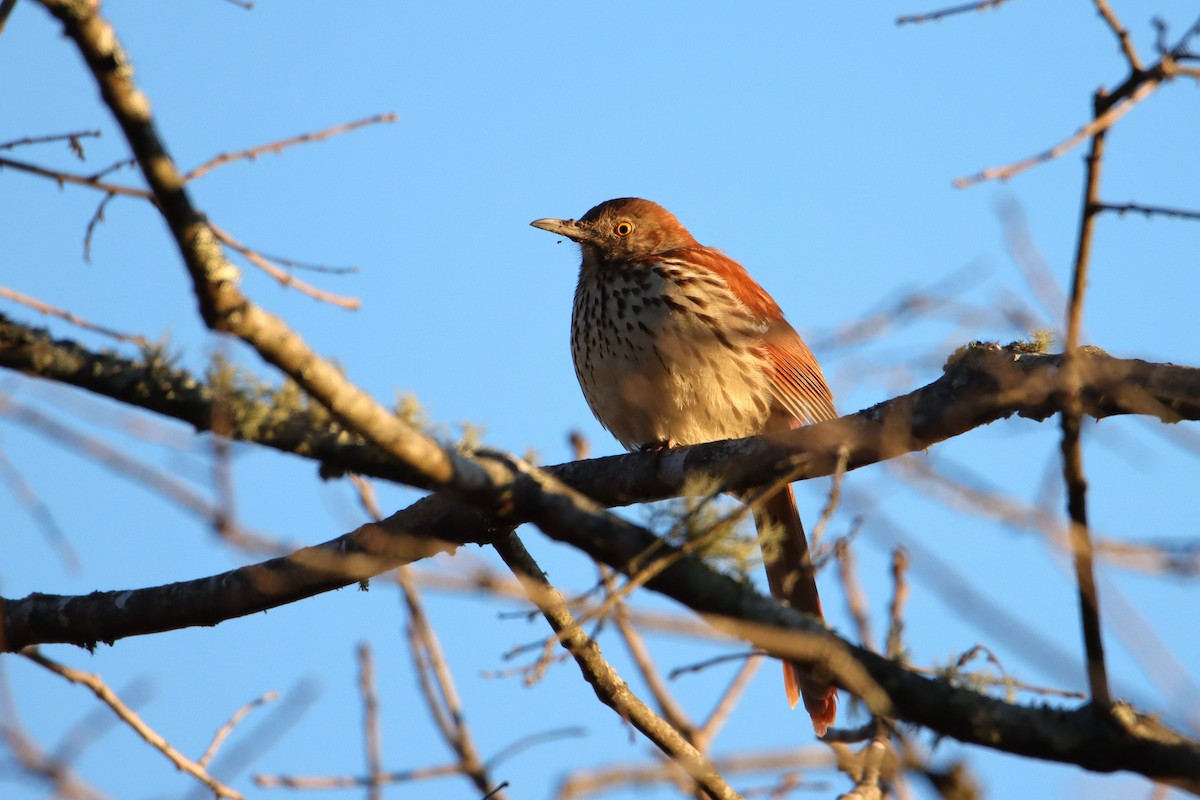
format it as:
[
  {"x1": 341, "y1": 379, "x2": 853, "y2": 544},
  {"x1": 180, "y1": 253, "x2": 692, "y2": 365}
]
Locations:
[{"x1": 614, "y1": 221, "x2": 634, "y2": 237}]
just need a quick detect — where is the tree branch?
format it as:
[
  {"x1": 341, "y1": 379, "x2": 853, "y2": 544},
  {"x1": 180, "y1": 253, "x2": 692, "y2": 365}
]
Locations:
[
  {"x1": 31, "y1": 3, "x2": 692, "y2": 645},
  {"x1": 5, "y1": 318, "x2": 1200, "y2": 509},
  {"x1": 494, "y1": 532, "x2": 738, "y2": 800},
  {"x1": 4, "y1": 336, "x2": 1200, "y2": 786},
  {"x1": 1060, "y1": 88, "x2": 1112, "y2": 708}
]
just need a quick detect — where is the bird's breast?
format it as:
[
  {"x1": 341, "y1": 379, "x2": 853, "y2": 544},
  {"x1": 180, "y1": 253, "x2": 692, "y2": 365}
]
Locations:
[{"x1": 570, "y1": 261, "x2": 776, "y2": 449}]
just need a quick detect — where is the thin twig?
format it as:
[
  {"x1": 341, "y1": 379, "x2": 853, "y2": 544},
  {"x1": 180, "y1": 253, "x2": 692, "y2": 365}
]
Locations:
[
  {"x1": 256, "y1": 762, "x2": 464, "y2": 789},
  {"x1": 82, "y1": 193, "x2": 115, "y2": 262},
  {"x1": 397, "y1": 567, "x2": 502, "y2": 797},
  {"x1": 182, "y1": 113, "x2": 397, "y2": 182},
  {"x1": 240, "y1": 248, "x2": 358, "y2": 275},
  {"x1": 958, "y1": 13, "x2": 1200, "y2": 188},
  {"x1": 0, "y1": 438, "x2": 79, "y2": 571},
  {"x1": 1094, "y1": 201, "x2": 1200, "y2": 222},
  {"x1": 823, "y1": 720, "x2": 881, "y2": 745},
  {"x1": 1091, "y1": 567, "x2": 1200, "y2": 732},
  {"x1": 22, "y1": 648, "x2": 244, "y2": 799},
  {"x1": 486, "y1": 727, "x2": 587, "y2": 770},
  {"x1": 995, "y1": 197, "x2": 1068, "y2": 328},
  {"x1": 612, "y1": 594, "x2": 694, "y2": 736},
  {"x1": 1060, "y1": 89, "x2": 1112, "y2": 708},
  {"x1": 407, "y1": 617, "x2": 457, "y2": 743},
  {"x1": 209, "y1": 347, "x2": 241, "y2": 544},
  {"x1": 481, "y1": 781, "x2": 511, "y2": 800},
  {"x1": 207, "y1": 223, "x2": 361, "y2": 310},
  {"x1": 885, "y1": 549, "x2": 909, "y2": 661},
  {"x1": 807, "y1": 444, "x2": 850, "y2": 557},
  {"x1": 357, "y1": 643, "x2": 384, "y2": 800},
  {"x1": 0, "y1": 651, "x2": 109, "y2": 800},
  {"x1": 558, "y1": 486, "x2": 752, "y2": 640},
  {"x1": 0, "y1": 285, "x2": 149, "y2": 346},
  {"x1": 695, "y1": 655, "x2": 762, "y2": 750},
  {"x1": 568, "y1": 429, "x2": 590, "y2": 460},
  {"x1": 556, "y1": 747, "x2": 834, "y2": 799},
  {"x1": 914, "y1": 662, "x2": 1086, "y2": 699},
  {"x1": 953, "y1": 78, "x2": 1159, "y2": 188},
  {"x1": 493, "y1": 531, "x2": 739, "y2": 800},
  {"x1": 834, "y1": 529, "x2": 873, "y2": 650},
  {"x1": 0, "y1": 156, "x2": 151, "y2": 200},
  {"x1": 669, "y1": 651, "x2": 759, "y2": 679},
  {"x1": 896, "y1": 0, "x2": 1009, "y2": 26},
  {"x1": 1093, "y1": 0, "x2": 1143, "y2": 70},
  {"x1": 87, "y1": 156, "x2": 137, "y2": 181},
  {"x1": 198, "y1": 691, "x2": 279, "y2": 768},
  {"x1": 0, "y1": 129, "x2": 101, "y2": 152},
  {"x1": 0, "y1": 393, "x2": 285, "y2": 554},
  {"x1": 892, "y1": 453, "x2": 1200, "y2": 576}
]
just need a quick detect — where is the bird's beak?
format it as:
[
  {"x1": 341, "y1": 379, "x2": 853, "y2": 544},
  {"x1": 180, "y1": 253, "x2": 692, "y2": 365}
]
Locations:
[{"x1": 530, "y1": 217, "x2": 589, "y2": 242}]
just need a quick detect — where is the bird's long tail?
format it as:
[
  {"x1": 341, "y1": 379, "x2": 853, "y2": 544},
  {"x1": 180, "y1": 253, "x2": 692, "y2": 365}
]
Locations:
[{"x1": 753, "y1": 484, "x2": 838, "y2": 735}]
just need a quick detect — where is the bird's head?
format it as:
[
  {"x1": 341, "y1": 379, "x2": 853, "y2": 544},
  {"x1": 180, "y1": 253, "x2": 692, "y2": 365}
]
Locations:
[{"x1": 531, "y1": 198, "x2": 698, "y2": 263}]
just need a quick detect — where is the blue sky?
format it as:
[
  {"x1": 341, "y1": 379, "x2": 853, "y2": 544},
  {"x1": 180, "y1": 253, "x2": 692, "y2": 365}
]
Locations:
[{"x1": 3, "y1": 2, "x2": 1199, "y2": 798}]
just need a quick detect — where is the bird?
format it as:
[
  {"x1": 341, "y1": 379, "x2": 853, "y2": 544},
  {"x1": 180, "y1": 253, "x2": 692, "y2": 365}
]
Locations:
[{"x1": 531, "y1": 197, "x2": 838, "y2": 735}]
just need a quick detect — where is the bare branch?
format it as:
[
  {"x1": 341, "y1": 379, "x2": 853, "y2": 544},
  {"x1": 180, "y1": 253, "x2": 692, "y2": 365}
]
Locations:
[
  {"x1": 0, "y1": 155, "x2": 151, "y2": 200},
  {"x1": 6, "y1": 333, "x2": 1200, "y2": 652},
  {"x1": 486, "y1": 727, "x2": 587, "y2": 770},
  {"x1": 1095, "y1": 201, "x2": 1200, "y2": 222},
  {"x1": 1093, "y1": 0, "x2": 1144, "y2": 71},
  {"x1": 956, "y1": 11, "x2": 1200, "y2": 190},
  {"x1": 6, "y1": 324, "x2": 1200, "y2": 781},
  {"x1": 0, "y1": 656, "x2": 108, "y2": 800},
  {"x1": 612, "y1": 596, "x2": 695, "y2": 735},
  {"x1": 0, "y1": 129, "x2": 101, "y2": 152},
  {"x1": 695, "y1": 656, "x2": 762, "y2": 750},
  {"x1": 953, "y1": 78, "x2": 1158, "y2": 188},
  {"x1": 1061, "y1": 89, "x2": 1112, "y2": 708},
  {"x1": 397, "y1": 566, "x2": 504, "y2": 798},
  {"x1": 22, "y1": 648, "x2": 244, "y2": 799},
  {"x1": 181, "y1": 113, "x2": 397, "y2": 183},
  {"x1": 0, "y1": 438, "x2": 79, "y2": 571},
  {"x1": 557, "y1": 747, "x2": 835, "y2": 799},
  {"x1": 357, "y1": 644, "x2": 384, "y2": 800},
  {"x1": 82, "y1": 193, "x2": 115, "y2": 262},
  {"x1": 885, "y1": 548, "x2": 910, "y2": 661},
  {"x1": 0, "y1": 392, "x2": 284, "y2": 554},
  {"x1": 33, "y1": 2, "x2": 655, "y2": 604},
  {"x1": 494, "y1": 531, "x2": 740, "y2": 800},
  {"x1": 896, "y1": 0, "x2": 1010, "y2": 26},
  {"x1": 808, "y1": 444, "x2": 850, "y2": 558},
  {"x1": 0, "y1": 285, "x2": 149, "y2": 346},
  {"x1": 198, "y1": 691, "x2": 279, "y2": 768},
  {"x1": 834, "y1": 530, "x2": 873, "y2": 650},
  {"x1": 207, "y1": 222, "x2": 361, "y2": 309},
  {"x1": 256, "y1": 762, "x2": 464, "y2": 789}
]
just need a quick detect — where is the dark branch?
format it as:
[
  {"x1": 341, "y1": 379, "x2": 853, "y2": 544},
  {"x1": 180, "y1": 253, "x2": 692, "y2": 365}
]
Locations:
[
  {"x1": 4, "y1": 330, "x2": 1200, "y2": 786},
  {"x1": 5, "y1": 317, "x2": 1200, "y2": 510}
]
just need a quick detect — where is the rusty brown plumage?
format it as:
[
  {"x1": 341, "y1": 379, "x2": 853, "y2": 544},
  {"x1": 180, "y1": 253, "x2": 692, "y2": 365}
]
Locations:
[{"x1": 532, "y1": 197, "x2": 838, "y2": 734}]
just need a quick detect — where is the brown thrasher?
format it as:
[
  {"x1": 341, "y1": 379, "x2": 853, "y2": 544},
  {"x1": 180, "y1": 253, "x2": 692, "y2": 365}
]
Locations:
[{"x1": 531, "y1": 197, "x2": 838, "y2": 735}]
